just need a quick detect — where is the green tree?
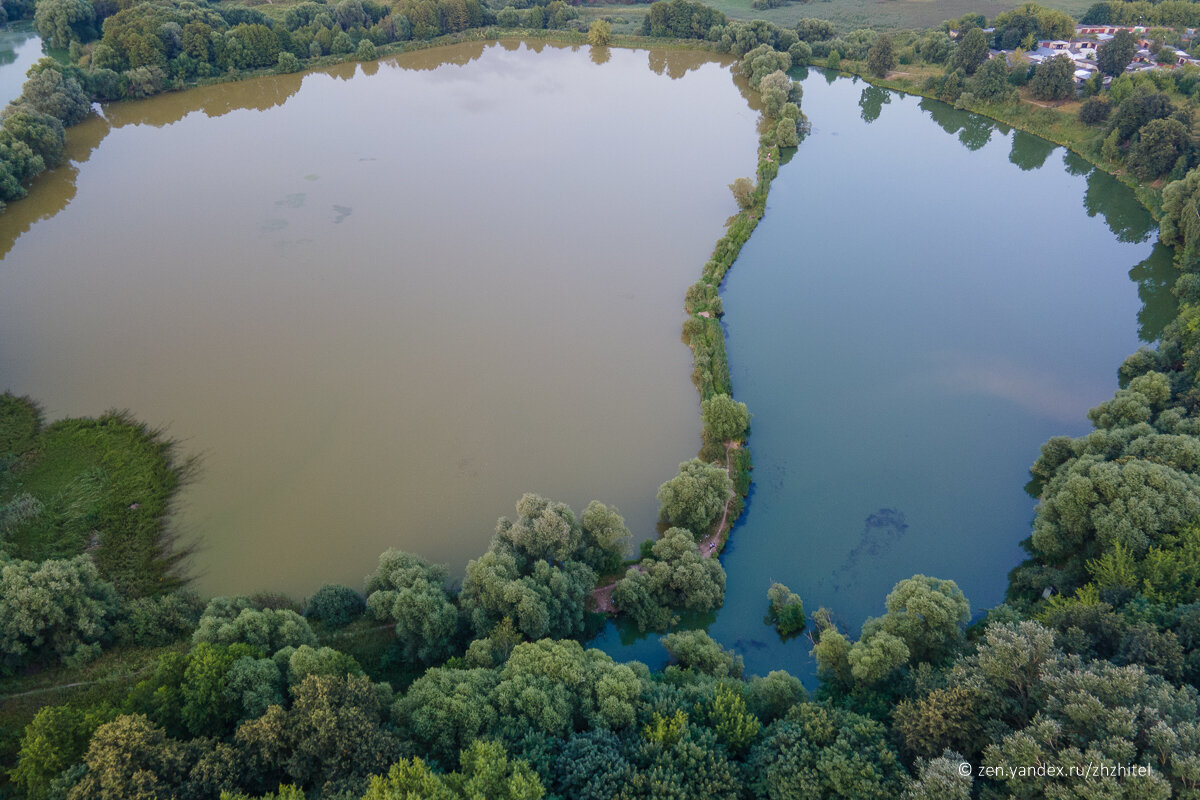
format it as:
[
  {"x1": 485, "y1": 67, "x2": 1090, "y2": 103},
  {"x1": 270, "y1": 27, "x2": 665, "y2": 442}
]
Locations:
[
  {"x1": 766, "y1": 582, "x2": 806, "y2": 637},
  {"x1": 34, "y1": 0, "x2": 95, "y2": 49},
  {"x1": 1161, "y1": 167, "x2": 1200, "y2": 265},
  {"x1": 16, "y1": 62, "x2": 91, "y2": 126},
  {"x1": 662, "y1": 629, "x2": 743, "y2": 677},
  {"x1": 587, "y1": 19, "x2": 611, "y2": 46},
  {"x1": 1126, "y1": 117, "x2": 1190, "y2": 181},
  {"x1": 276, "y1": 51, "x2": 301, "y2": 73},
  {"x1": 656, "y1": 458, "x2": 733, "y2": 535},
  {"x1": 11, "y1": 703, "x2": 117, "y2": 800},
  {"x1": 180, "y1": 642, "x2": 262, "y2": 736},
  {"x1": 953, "y1": 27, "x2": 988, "y2": 75},
  {"x1": 193, "y1": 597, "x2": 317, "y2": 652},
  {"x1": 701, "y1": 393, "x2": 750, "y2": 443},
  {"x1": 902, "y1": 752, "x2": 973, "y2": 800},
  {"x1": 1097, "y1": 29, "x2": 1137, "y2": 76},
  {"x1": 0, "y1": 554, "x2": 119, "y2": 672},
  {"x1": 1029, "y1": 53, "x2": 1074, "y2": 101},
  {"x1": 365, "y1": 549, "x2": 459, "y2": 664},
  {"x1": 848, "y1": 630, "x2": 910, "y2": 683},
  {"x1": 284, "y1": 644, "x2": 362, "y2": 686},
  {"x1": 867, "y1": 574, "x2": 970, "y2": 665},
  {"x1": 612, "y1": 528, "x2": 725, "y2": 631},
  {"x1": 393, "y1": 667, "x2": 499, "y2": 767},
  {"x1": 236, "y1": 674, "x2": 403, "y2": 791},
  {"x1": 490, "y1": 639, "x2": 641, "y2": 738},
  {"x1": 497, "y1": 6, "x2": 518, "y2": 27},
  {"x1": 710, "y1": 684, "x2": 760, "y2": 753},
  {"x1": 1, "y1": 108, "x2": 65, "y2": 171},
  {"x1": 728, "y1": 177, "x2": 754, "y2": 210},
  {"x1": 866, "y1": 33, "x2": 896, "y2": 77},
  {"x1": 748, "y1": 704, "x2": 907, "y2": 799},
  {"x1": 967, "y1": 55, "x2": 1014, "y2": 102},
  {"x1": 578, "y1": 500, "x2": 631, "y2": 575},
  {"x1": 67, "y1": 714, "x2": 188, "y2": 800},
  {"x1": 304, "y1": 583, "x2": 364, "y2": 627}
]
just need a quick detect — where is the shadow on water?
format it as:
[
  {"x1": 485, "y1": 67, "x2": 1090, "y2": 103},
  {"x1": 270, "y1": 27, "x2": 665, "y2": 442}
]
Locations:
[
  {"x1": 858, "y1": 85, "x2": 892, "y2": 124},
  {"x1": 1009, "y1": 130, "x2": 1056, "y2": 171}
]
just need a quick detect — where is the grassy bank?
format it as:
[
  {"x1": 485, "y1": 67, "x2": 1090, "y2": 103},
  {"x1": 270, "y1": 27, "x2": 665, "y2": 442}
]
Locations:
[{"x1": 0, "y1": 395, "x2": 192, "y2": 597}]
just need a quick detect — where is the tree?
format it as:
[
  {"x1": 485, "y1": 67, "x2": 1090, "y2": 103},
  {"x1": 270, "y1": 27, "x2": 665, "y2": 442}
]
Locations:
[
  {"x1": 0, "y1": 108, "x2": 63, "y2": 171},
  {"x1": 0, "y1": 554, "x2": 119, "y2": 672},
  {"x1": 193, "y1": 598, "x2": 317, "y2": 652},
  {"x1": 284, "y1": 644, "x2": 362, "y2": 686},
  {"x1": 701, "y1": 394, "x2": 750, "y2": 443},
  {"x1": 578, "y1": 501, "x2": 631, "y2": 576},
  {"x1": 588, "y1": 19, "x2": 611, "y2": 46},
  {"x1": 236, "y1": 674, "x2": 403, "y2": 791},
  {"x1": 1029, "y1": 53, "x2": 1074, "y2": 101},
  {"x1": 304, "y1": 583, "x2": 364, "y2": 627},
  {"x1": 1079, "y1": 96, "x2": 1110, "y2": 125},
  {"x1": 67, "y1": 714, "x2": 188, "y2": 800},
  {"x1": 356, "y1": 38, "x2": 377, "y2": 60},
  {"x1": 902, "y1": 752, "x2": 973, "y2": 800},
  {"x1": 766, "y1": 582, "x2": 806, "y2": 637},
  {"x1": 490, "y1": 639, "x2": 641, "y2": 738},
  {"x1": 757, "y1": 69, "x2": 799, "y2": 119},
  {"x1": 11, "y1": 703, "x2": 117, "y2": 800},
  {"x1": 16, "y1": 63, "x2": 91, "y2": 126},
  {"x1": 365, "y1": 549, "x2": 459, "y2": 664},
  {"x1": 662, "y1": 629, "x2": 743, "y2": 677},
  {"x1": 1126, "y1": 118, "x2": 1189, "y2": 181},
  {"x1": 612, "y1": 528, "x2": 725, "y2": 631},
  {"x1": 393, "y1": 667, "x2": 499, "y2": 767},
  {"x1": 729, "y1": 177, "x2": 754, "y2": 210},
  {"x1": 953, "y1": 27, "x2": 988, "y2": 75},
  {"x1": 967, "y1": 56, "x2": 1014, "y2": 103},
  {"x1": 1097, "y1": 29, "x2": 1136, "y2": 76},
  {"x1": 363, "y1": 742, "x2": 545, "y2": 800},
  {"x1": 180, "y1": 642, "x2": 264, "y2": 737},
  {"x1": 848, "y1": 630, "x2": 909, "y2": 683},
  {"x1": 746, "y1": 671, "x2": 804, "y2": 722},
  {"x1": 1160, "y1": 167, "x2": 1200, "y2": 265},
  {"x1": 866, "y1": 33, "x2": 896, "y2": 77},
  {"x1": 741, "y1": 44, "x2": 791, "y2": 90},
  {"x1": 460, "y1": 549, "x2": 593, "y2": 640},
  {"x1": 656, "y1": 458, "x2": 733, "y2": 535},
  {"x1": 710, "y1": 685, "x2": 761, "y2": 754},
  {"x1": 34, "y1": 0, "x2": 95, "y2": 49},
  {"x1": 866, "y1": 575, "x2": 969, "y2": 665},
  {"x1": 748, "y1": 704, "x2": 907, "y2": 800}
]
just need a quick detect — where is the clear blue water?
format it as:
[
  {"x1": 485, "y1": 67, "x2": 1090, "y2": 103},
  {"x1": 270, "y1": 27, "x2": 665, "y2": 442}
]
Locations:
[{"x1": 595, "y1": 70, "x2": 1175, "y2": 678}]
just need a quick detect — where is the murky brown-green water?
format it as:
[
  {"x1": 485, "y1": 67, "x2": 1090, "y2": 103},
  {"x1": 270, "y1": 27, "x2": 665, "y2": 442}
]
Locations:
[{"x1": 0, "y1": 41, "x2": 759, "y2": 596}]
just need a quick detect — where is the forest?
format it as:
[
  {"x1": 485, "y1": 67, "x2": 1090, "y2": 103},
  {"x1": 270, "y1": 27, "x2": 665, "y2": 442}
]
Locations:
[{"x1": 3, "y1": 0, "x2": 1200, "y2": 796}]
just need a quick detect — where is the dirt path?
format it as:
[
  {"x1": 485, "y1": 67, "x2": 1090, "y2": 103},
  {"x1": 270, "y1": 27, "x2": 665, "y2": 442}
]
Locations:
[{"x1": 590, "y1": 441, "x2": 741, "y2": 613}]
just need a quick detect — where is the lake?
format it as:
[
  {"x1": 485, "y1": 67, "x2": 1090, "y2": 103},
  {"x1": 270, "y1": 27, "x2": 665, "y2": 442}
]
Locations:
[
  {"x1": 0, "y1": 25, "x2": 42, "y2": 108},
  {"x1": 0, "y1": 40, "x2": 760, "y2": 596},
  {"x1": 595, "y1": 70, "x2": 1173, "y2": 675}
]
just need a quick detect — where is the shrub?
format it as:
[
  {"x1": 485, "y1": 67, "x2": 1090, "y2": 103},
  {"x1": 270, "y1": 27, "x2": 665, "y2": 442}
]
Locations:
[{"x1": 305, "y1": 584, "x2": 365, "y2": 627}]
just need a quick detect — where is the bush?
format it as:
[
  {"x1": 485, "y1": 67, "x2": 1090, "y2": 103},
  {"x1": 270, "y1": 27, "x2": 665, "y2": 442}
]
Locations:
[
  {"x1": 276, "y1": 51, "x2": 301, "y2": 73},
  {"x1": 305, "y1": 584, "x2": 365, "y2": 627},
  {"x1": 356, "y1": 38, "x2": 377, "y2": 60},
  {"x1": 113, "y1": 592, "x2": 204, "y2": 647},
  {"x1": 1079, "y1": 96, "x2": 1111, "y2": 125}
]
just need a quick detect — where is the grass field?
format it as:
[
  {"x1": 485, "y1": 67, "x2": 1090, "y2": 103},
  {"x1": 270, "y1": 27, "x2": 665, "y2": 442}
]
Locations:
[
  {"x1": 584, "y1": 0, "x2": 1095, "y2": 32},
  {"x1": 0, "y1": 395, "x2": 191, "y2": 597}
]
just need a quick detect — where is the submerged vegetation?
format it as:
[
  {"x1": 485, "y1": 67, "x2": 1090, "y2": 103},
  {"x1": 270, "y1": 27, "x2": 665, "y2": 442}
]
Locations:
[{"x1": 4, "y1": 0, "x2": 1200, "y2": 797}]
